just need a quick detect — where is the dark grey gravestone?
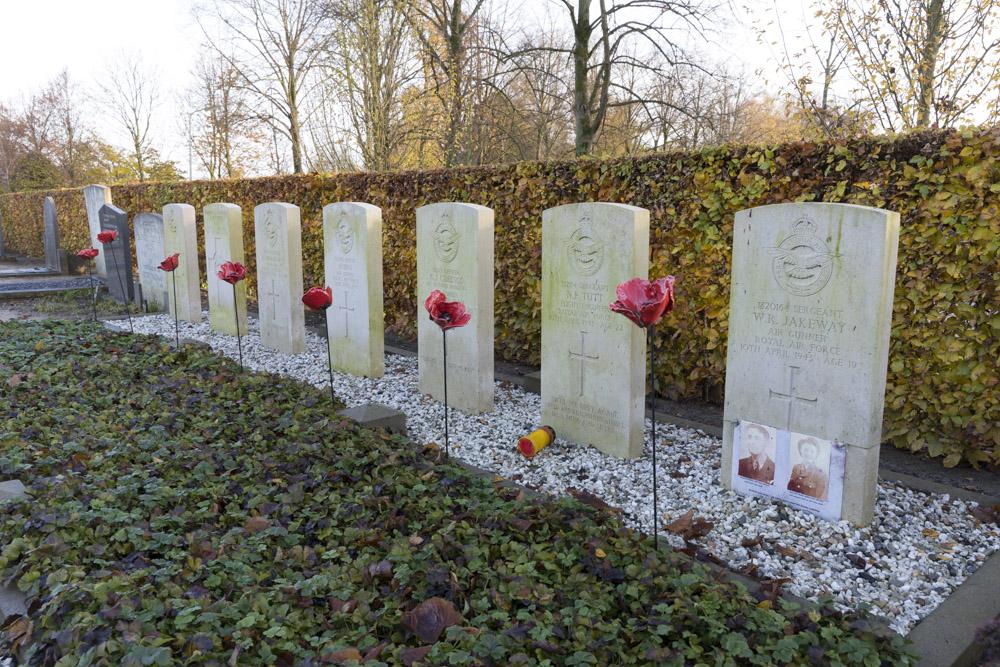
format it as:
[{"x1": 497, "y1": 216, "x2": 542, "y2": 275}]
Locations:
[
  {"x1": 98, "y1": 204, "x2": 134, "y2": 304},
  {"x1": 523, "y1": 371, "x2": 541, "y2": 395},
  {"x1": 0, "y1": 210, "x2": 6, "y2": 259},
  {"x1": 43, "y1": 197, "x2": 68, "y2": 273},
  {"x1": 133, "y1": 212, "x2": 168, "y2": 311}
]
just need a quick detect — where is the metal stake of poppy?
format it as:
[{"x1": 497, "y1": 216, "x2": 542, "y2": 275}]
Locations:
[
  {"x1": 97, "y1": 230, "x2": 133, "y2": 333},
  {"x1": 76, "y1": 249, "x2": 99, "y2": 321},
  {"x1": 425, "y1": 290, "x2": 471, "y2": 458},
  {"x1": 159, "y1": 253, "x2": 180, "y2": 347},
  {"x1": 218, "y1": 262, "x2": 247, "y2": 372},
  {"x1": 303, "y1": 286, "x2": 335, "y2": 403},
  {"x1": 609, "y1": 276, "x2": 676, "y2": 552}
]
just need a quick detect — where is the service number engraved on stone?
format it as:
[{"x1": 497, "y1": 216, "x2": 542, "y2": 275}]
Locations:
[
  {"x1": 433, "y1": 211, "x2": 459, "y2": 263},
  {"x1": 565, "y1": 215, "x2": 606, "y2": 277},
  {"x1": 765, "y1": 217, "x2": 835, "y2": 296}
]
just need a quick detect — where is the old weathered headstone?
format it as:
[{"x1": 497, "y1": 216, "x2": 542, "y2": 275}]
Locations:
[
  {"x1": 42, "y1": 197, "x2": 67, "y2": 273},
  {"x1": 204, "y1": 203, "x2": 247, "y2": 336},
  {"x1": 163, "y1": 204, "x2": 202, "y2": 323},
  {"x1": 84, "y1": 184, "x2": 112, "y2": 278},
  {"x1": 0, "y1": 211, "x2": 6, "y2": 259},
  {"x1": 134, "y1": 213, "x2": 168, "y2": 311},
  {"x1": 416, "y1": 202, "x2": 494, "y2": 414},
  {"x1": 254, "y1": 202, "x2": 305, "y2": 354},
  {"x1": 540, "y1": 203, "x2": 649, "y2": 459},
  {"x1": 323, "y1": 202, "x2": 384, "y2": 378},
  {"x1": 721, "y1": 202, "x2": 900, "y2": 526},
  {"x1": 97, "y1": 204, "x2": 134, "y2": 304}
]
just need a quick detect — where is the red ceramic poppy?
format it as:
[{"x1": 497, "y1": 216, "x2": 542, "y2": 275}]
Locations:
[
  {"x1": 609, "y1": 276, "x2": 675, "y2": 328},
  {"x1": 77, "y1": 248, "x2": 99, "y2": 259},
  {"x1": 97, "y1": 230, "x2": 118, "y2": 244},
  {"x1": 158, "y1": 253, "x2": 180, "y2": 272},
  {"x1": 302, "y1": 286, "x2": 333, "y2": 311},
  {"x1": 218, "y1": 261, "x2": 247, "y2": 285},
  {"x1": 425, "y1": 290, "x2": 471, "y2": 330}
]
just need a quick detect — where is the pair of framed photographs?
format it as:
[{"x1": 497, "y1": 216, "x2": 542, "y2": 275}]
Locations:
[{"x1": 730, "y1": 420, "x2": 846, "y2": 521}]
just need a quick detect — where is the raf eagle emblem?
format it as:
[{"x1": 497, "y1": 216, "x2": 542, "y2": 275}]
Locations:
[{"x1": 764, "y1": 218, "x2": 835, "y2": 296}]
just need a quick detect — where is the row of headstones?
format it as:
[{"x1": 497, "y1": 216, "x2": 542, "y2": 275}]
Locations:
[
  {"x1": 81, "y1": 188, "x2": 648, "y2": 460},
  {"x1": 81, "y1": 184, "x2": 900, "y2": 526}
]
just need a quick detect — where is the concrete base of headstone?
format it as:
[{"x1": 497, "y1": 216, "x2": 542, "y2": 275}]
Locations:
[
  {"x1": 523, "y1": 371, "x2": 541, "y2": 395},
  {"x1": 337, "y1": 403, "x2": 407, "y2": 436}
]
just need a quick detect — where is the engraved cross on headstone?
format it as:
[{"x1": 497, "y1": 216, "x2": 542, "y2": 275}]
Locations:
[
  {"x1": 265, "y1": 278, "x2": 284, "y2": 325},
  {"x1": 337, "y1": 290, "x2": 354, "y2": 337},
  {"x1": 569, "y1": 331, "x2": 599, "y2": 397},
  {"x1": 769, "y1": 364, "x2": 817, "y2": 428}
]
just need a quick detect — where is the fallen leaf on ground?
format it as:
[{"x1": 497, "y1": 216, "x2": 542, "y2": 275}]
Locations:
[{"x1": 400, "y1": 597, "x2": 462, "y2": 643}]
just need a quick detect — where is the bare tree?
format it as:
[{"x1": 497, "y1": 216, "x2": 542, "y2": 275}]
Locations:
[
  {"x1": 197, "y1": 0, "x2": 335, "y2": 174},
  {"x1": 316, "y1": 0, "x2": 419, "y2": 171},
  {"x1": 101, "y1": 51, "x2": 161, "y2": 183},
  {"x1": 825, "y1": 0, "x2": 1000, "y2": 130},
  {"x1": 186, "y1": 55, "x2": 268, "y2": 178},
  {"x1": 517, "y1": 0, "x2": 714, "y2": 156},
  {"x1": 404, "y1": 0, "x2": 493, "y2": 167}
]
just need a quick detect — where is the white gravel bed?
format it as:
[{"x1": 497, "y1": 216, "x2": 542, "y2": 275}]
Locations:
[{"x1": 127, "y1": 312, "x2": 1000, "y2": 635}]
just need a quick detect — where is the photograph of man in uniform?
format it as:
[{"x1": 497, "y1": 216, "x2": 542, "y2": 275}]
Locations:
[
  {"x1": 787, "y1": 435, "x2": 830, "y2": 501},
  {"x1": 738, "y1": 422, "x2": 775, "y2": 484}
]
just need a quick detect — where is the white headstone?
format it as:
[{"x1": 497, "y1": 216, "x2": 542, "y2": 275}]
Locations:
[
  {"x1": 416, "y1": 202, "x2": 494, "y2": 414},
  {"x1": 204, "y1": 203, "x2": 247, "y2": 337},
  {"x1": 134, "y1": 213, "x2": 168, "y2": 311},
  {"x1": 721, "y1": 202, "x2": 900, "y2": 526},
  {"x1": 323, "y1": 203, "x2": 384, "y2": 378},
  {"x1": 540, "y1": 203, "x2": 649, "y2": 459},
  {"x1": 84, "y1": 184, "x2": 112, "y2": 278},
  {"x1": 163, "y1": 203, "x2": 202, "y2": 323},
  {"x1": 254, "y1": 202, "x2": 305, "y2": 354}
]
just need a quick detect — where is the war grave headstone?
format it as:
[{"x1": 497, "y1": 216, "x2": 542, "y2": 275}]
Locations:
[
  {"x1": 540, "y1": 203, "x2": 649, "y2": 459},
  {"x1": 204, "y1": 203, "x2": 247, "y2": 337},
  {"x1": 97, "y1": 204, "x2": 134, "y2": 303},
  {"x1": 0, "y1": 211, "x2": 6, "y2": 259},
  {"x1": 134, "y1": 213, "x2": 168, "y2": 311},
  {"x1": 163, "y1": 204, "x2": 202, "y2": 323},
  {"x1": 323, "y1": 202, "x2": 384, "y2": 378},
  {"x1": 254, "y1": 202, "x2": 305, "y2": 354},
  {"x1": 42, "y1": 197, "x2": 68, "y2": 273},
  {"x1": 416, "y1": 202, "x2": 494, "y2": 414},
  {"x1": 84, "y1": 184, "x2": 112, "y2": 278},
  {"x1": 721, "y1": 202, "x2": 900, "y2": 526}
]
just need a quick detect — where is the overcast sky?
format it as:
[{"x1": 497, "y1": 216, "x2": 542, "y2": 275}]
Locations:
[{"x1": 1, "y1": 0, "x2": 788, "y2": 177}]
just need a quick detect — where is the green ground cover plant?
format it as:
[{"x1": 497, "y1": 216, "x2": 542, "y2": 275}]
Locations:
[{"x1": 0, "y1": 319, "x2": 914, "y2": 665}]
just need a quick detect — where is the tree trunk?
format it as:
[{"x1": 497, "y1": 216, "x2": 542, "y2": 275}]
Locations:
[
  {"x1": 572, "y1": 0, "x2": 595, "y2": 156},
  {"x1": 917, "y1": 0, "x2": 945, "y2": 127}
]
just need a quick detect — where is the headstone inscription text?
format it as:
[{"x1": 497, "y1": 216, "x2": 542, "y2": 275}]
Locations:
[
  {"x1": 134, "y1": 213, "x2": 167, "y2": 311},
  {"x1": 323, "y1": 202, "x2": 384, "y2": 378},
  {"x1": 254, "y1": 202, "x2": 305, "y2": 354},
  {"x1": 541, "y1": 203, "x2": 649, "y2": 459},
  {"x1": 163, "y1": 204, "x2": 202, "y2": 323},
  {"x1": 721, "y1": 202, "x2": 900, "y2": 525},
  {"x1": 204, "y1": 203, "x2": 247, "y2": 337},
  {"x1": 416, "y1": 202, "x2": 494, "y2": 414}
]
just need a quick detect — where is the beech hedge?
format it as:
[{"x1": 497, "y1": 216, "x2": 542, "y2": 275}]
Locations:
[{"x1": 0, "y1": 129, "x2": 998, "y2": 468}]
